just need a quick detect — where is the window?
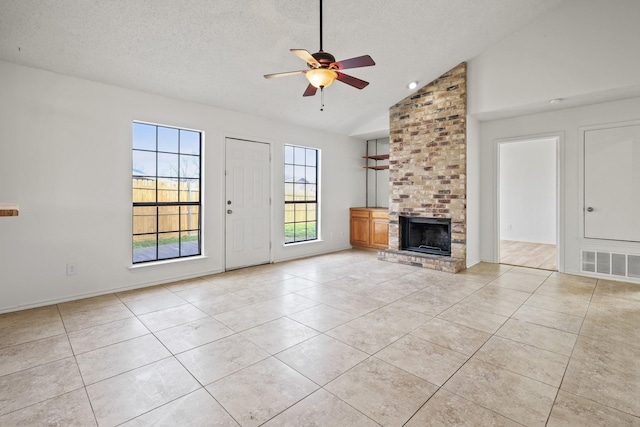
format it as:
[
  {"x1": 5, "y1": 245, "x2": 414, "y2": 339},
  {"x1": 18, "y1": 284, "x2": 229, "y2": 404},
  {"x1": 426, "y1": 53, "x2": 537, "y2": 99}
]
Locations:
[
  {"x1": 284, "y1": 144, "x2": 318, "y2": 243},
  {"x1": 132, "y1": 122, "x2": 201, "y2": 263}
]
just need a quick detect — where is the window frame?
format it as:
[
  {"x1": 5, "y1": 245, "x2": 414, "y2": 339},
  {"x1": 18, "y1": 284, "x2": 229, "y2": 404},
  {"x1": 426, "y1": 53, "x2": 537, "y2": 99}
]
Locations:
[
  {"x1": 132, "y1": 121, "x2": 202, "y2": 264},
  {"x1": 284, "y1": 144, "x2": 319, "y2": 244}
]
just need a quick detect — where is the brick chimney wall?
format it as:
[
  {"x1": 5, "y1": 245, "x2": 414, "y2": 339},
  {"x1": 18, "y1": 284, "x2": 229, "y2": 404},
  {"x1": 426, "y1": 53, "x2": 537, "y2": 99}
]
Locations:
[{"x1": 387, "y1": 63, "x2": 467, "y2": 264}]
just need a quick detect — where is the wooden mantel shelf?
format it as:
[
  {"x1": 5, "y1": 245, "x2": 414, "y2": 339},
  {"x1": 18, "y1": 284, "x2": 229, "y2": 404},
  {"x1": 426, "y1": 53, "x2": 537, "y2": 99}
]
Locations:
[{"x1": 0, "y1": 203, "x2": 19, "y2": 217}]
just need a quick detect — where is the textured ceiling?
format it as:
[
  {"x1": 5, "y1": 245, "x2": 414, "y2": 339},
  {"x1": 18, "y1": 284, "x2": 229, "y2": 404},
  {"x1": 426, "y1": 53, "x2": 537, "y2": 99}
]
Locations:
[{"x1": 0, "y1": 0, "x2": 566, "y2": 137}]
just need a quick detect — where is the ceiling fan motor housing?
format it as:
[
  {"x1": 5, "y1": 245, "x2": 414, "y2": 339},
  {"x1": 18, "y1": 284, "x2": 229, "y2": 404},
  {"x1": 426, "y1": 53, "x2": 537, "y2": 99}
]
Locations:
[{"x1": 311, "y1": 51, "x2": 336, "y2": 68}]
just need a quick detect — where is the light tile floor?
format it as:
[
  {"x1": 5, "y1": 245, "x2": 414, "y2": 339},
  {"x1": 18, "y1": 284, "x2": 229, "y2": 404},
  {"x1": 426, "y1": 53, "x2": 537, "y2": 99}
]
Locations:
[{"x1": 1, "y1": 250, "x2": 639, "y2": 426}]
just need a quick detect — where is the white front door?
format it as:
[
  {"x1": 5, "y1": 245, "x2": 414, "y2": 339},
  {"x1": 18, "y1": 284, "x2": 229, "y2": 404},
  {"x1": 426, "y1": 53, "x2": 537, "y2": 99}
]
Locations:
[
  {"x1": 225, "y1": 138, "x2": 271, "y2": 270},
  {"x1": 584, "y1": 124, "x2": 640, "y2": 242}
]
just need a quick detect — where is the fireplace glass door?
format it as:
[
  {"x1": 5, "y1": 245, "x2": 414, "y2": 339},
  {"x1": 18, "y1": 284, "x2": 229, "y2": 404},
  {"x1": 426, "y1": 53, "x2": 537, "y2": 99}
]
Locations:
[{"x1": 400, "y1": 217, "x2": 451, "y2": 256}]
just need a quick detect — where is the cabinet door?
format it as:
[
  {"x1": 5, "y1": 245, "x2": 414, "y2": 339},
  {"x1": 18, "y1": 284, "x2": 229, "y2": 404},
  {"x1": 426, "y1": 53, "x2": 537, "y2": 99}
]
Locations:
[
  {"x1": 584, "y1": 125, "x2": 640, "y2": 241},
  {"x1": 370, "y1": 217, "x2": 389, "y2": 249},
  {"x1": 350, "y1": 211, "x2": 370, "y2": 246}
]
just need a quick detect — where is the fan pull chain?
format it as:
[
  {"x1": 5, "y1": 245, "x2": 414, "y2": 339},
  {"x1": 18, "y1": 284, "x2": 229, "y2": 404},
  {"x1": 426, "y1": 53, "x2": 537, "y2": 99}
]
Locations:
[{"x1": 320, "y1": 87, "x2": 325, "y2": 111}]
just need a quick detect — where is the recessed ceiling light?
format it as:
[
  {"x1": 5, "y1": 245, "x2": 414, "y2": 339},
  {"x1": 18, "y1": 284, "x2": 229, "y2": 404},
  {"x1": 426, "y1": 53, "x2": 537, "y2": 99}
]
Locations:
[
  {"x1": 406, "y1": 81, "x2": 419, "y2": 90},
  {"x1": 549, "y1": 98, "x2": 562, "y2": 105}
]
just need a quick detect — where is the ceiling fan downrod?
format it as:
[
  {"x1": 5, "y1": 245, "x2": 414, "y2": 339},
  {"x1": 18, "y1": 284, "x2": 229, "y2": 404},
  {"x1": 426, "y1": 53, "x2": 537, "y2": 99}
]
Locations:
[{"x1": 319, "y1": 0, "x2": 324, "y2": 52}]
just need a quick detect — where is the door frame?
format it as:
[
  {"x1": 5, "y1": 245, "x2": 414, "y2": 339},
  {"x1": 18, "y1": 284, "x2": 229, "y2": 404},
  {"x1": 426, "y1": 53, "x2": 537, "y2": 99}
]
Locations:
[
  {"x1": 494, "y1": 132, "x2": 565, "y2": 272},
  {"x1": 223, "y1": 135, "x2": 274, "y2": 271}
]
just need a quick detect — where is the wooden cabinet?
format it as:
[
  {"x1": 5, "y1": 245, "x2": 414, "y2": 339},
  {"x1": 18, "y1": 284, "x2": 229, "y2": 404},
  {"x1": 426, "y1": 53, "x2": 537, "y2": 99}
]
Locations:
[
  {"x1": 370, "y1": 213, "x2": 389, "y2": 248},
  {"x1": 350, "y1": 207, "x2": 389, "y2": 249},
  {"x1": 350, "y1": 209, "x2": 371, "y2": 247}
]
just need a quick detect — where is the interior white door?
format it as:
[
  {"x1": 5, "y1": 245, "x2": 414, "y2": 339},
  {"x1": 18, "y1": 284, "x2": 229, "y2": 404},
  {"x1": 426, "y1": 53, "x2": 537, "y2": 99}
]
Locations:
[
  {"x1": 584, "y1": 124, "x2": 640, "y2": 241},
  {"x1": 225, "y1": 138, "x2": 270, "y2": 270}
]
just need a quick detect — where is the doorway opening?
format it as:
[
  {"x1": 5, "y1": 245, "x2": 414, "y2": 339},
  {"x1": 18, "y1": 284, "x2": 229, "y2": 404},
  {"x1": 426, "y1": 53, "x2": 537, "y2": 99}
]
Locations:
[{"x1": 498, "y1": 137, "x2": 558, "y2": 271}]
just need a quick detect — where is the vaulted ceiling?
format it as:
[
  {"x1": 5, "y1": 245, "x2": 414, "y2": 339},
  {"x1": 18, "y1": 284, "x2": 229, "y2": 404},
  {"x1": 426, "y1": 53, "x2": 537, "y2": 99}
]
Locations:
[{"x1": 0, "y1": 0, "x2": 567, "y2": 136}]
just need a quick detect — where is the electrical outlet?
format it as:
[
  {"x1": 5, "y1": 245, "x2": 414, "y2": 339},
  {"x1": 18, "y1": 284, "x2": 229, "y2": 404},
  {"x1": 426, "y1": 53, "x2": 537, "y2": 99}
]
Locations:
[{"x1": 66, "y1": 263, "x2": 78, "y2": 276}]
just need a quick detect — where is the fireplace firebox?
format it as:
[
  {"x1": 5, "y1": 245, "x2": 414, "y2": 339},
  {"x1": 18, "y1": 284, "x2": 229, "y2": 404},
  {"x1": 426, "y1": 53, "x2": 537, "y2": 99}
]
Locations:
[{"x1": 400, "y1": 216, "x2": 451, "y2": 256}]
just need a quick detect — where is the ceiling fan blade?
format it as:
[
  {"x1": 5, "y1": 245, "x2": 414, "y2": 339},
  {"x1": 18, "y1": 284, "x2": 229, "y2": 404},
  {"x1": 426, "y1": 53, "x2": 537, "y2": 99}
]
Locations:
[
  {"x1": 332, "y1": 55, "x2": 375, "y2": 70},
  {"x1": 264, "y1": 70, "x2": 306, "y2": 79},
  {"x1": 291, "y1": 49, "x2": 320, "y2": 68},
  {"x1": 303, "y1": 84, "x2": 318, "y2": 97},
  {"x1": 336, "y1": 72, "x2": 369, "y2": 89}
]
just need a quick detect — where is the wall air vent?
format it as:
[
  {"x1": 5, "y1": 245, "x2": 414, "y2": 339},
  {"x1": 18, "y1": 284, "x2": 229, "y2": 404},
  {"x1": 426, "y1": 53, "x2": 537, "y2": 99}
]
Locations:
[
  {"x1": 596, "y1": 252, "x2": 610, "y2": 274},
  {"x1": 582, "y1": 251, "x2": 596, "y2": 273},
  {"x1": 612, "y1": 253, "x2": 626, "y2": 276},
  {"x1": 581, "y1": 250, "x2": 640, "y2": 280},
  {"x1": 629, "y1": 255, "x2": 640, "y2": 279}
]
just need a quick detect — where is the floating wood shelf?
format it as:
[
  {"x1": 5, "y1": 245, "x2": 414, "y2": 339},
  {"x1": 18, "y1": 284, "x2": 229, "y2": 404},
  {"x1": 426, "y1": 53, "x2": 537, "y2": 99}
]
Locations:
[
  {"x1": 363, "y1": 140, "x2": 389, "y2": 207},
  {"x1": 0, "y1": 203, "x2": 19, "y2": 217},
  {"x1": 363, "y1": 153, "x2": 389, "y2": 170},
  {"x1": 362, "y1": 154, "x2": 389, "y2": 160}
]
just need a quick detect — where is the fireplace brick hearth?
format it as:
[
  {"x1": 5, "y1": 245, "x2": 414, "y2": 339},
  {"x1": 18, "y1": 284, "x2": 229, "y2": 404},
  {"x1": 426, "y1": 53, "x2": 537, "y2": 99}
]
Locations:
[{"x1": 378, "y1": 63, "x2": 466, "y2": 273}]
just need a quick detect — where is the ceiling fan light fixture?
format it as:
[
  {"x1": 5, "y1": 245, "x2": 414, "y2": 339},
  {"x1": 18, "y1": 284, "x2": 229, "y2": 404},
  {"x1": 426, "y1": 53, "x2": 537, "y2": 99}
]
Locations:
[{"x1": 306, "y1": 68, "x2": 337, "y2": 88}]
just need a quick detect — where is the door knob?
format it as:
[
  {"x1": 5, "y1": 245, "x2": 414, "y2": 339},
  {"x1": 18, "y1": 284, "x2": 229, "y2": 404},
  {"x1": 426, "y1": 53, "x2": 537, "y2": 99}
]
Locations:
[
  {"x1": 227, "y1": 209, "x2": 232, "y2": 214},
  {"x1": 586, "y1": 207, "x2": 594, "y2": 212}
]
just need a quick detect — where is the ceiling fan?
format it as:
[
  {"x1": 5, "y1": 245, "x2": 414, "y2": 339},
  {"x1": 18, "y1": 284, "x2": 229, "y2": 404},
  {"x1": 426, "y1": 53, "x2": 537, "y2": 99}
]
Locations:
[{"x1": 264, "y1": 0, "x2": 375, "y2": 101}]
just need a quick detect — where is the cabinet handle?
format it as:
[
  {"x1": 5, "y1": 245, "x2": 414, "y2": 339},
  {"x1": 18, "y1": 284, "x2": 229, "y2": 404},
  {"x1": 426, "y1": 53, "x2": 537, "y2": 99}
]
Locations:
[{"x1": 586, "y1": 207, "x2": 594, "y2": 212}]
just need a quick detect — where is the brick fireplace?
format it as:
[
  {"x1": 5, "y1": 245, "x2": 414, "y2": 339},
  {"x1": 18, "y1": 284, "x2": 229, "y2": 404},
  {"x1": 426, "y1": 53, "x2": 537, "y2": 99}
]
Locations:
[{"x1": 378, "y1": 63, "x2": 466, "y2": 273}]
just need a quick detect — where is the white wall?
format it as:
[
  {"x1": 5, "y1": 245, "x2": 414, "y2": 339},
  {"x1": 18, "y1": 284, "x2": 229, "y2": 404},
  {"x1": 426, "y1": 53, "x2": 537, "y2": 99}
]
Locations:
[
  {"x1": 499, "y1": 138, "x2": 556, "y2": 244},
  {"x1": 478, "y1": 97, "x2": 640, "y2": 276},
  {"x1": 466, "y1": 116, "x2": 480, "y2": 267},
  {"x1": 0, "y1": 60, "x2": 365, "y2": 313},
  {"x1": 469, "y1": 0, "x2": 640, "y2": 278},
  {"x1": 468, "y1": 0, "x2": 640, "y2": 117},
  {"x1": 350, "y1": 113, "x2": 390, "y2": 141}
]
